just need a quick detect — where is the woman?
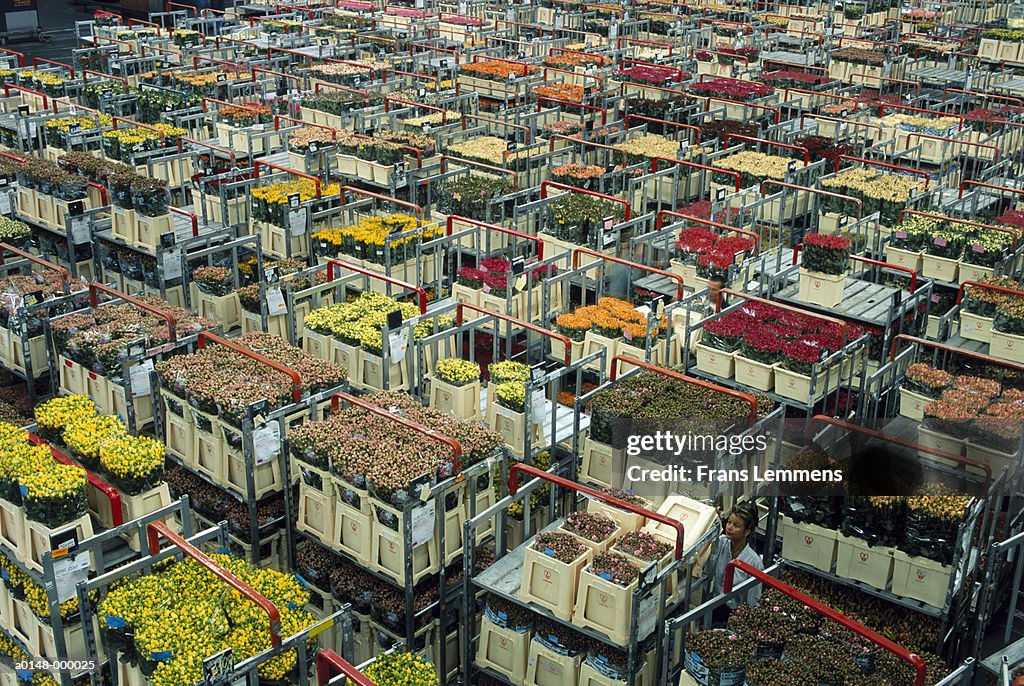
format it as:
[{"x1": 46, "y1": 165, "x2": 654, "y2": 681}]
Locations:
[{"x1": 711, "y1": 500, "x2": 763, "y2": 626}]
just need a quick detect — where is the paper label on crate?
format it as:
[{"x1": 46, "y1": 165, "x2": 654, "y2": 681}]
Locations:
[
  {"x1": 0, "y1": 190, "x2": 10, "y2": 217},
  {"x1": 130, "y1": 359, "x2": 155, "y2": 398},
  {"x1": 289, "y1": 207, "x2": 308, "y2": 237},
  {"x1": 933, "y1": 237, "x2": 947, "y2": 247},
  {"x1": 972, "y1": 244, "x2": 985, "y2": 253},
  {"x1": 253, "y1": 423, "x2": 281, "y2": 465},
  {"x1": 410, "y1": 500, "x2": 436, "y2": 548},
  {"x1": 161, "y1": 248, "x2": 183, "y2": 282},
  {"x1": 70, "y1": 214, "x2": 90, "y2": 243},
  {"x1": 267, "y1": 287, "x2": 288, "y2": 316},
  {"x1": 388, "y1": 328, "x2": 409, "y2": 361},
  {"x1": 637, "y1": 591, "x2": 659, "y2": 640},
  {"x1": 54, "y1": 550, "x2": 90, "y2": 604}
]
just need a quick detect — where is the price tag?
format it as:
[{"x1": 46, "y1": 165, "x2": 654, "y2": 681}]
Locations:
[
  {"x1": 54, "y1": 550, "x2": 90, "y2": 604},
  {"x1": 716, "y1": 187, "x2": 726, "y2": 201},
  {"x1": 288, "y1": 206, "x2": 307, "y2": 237},
  {"x1": 388, "y1": 327, "x2": 409, "y2": 361},
  {"x1": 71, "y1": 214, "x2": 90, "y2": 243},
  {"x1": 0, "y1": 190, "x2": 10, "y2": 217},
  {"x1": 267, "y1": 287, "x2": 287, "y2": 316},
  {"x1": 203, "y1": 649, "x2": 234, "y2": 684},
  {"x1": 972, "y1": 243, "x2": 985, "y2": 253},
  {"x1": 410, "y1": 500, "x2": 436, "y2": 548},
  {"x1": 130, "y1": 359, "x2": 155, "y2": 398},
  {"x1": 530, "y1": 388, "x2": 545, "y2": 410},
  {"x1": 253, "y1": 423, "x2": 281, "y2": 465},
  {"x1": 162, "y1": 247, "x2": 183, "y2": 281},
  {"x1": 933, "y1": 237, "x2": 947, "y2": 247}
]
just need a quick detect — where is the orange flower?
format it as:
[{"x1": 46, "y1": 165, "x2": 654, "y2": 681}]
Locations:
[{"x1": 535, "y1": 83, "x2": 585, "y2": 102}]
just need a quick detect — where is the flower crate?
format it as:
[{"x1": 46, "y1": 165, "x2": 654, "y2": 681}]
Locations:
[
  {"x1": 331, "y1": 339, "x2": 363, "y2": 385},
  {"x1": 917, "y1": 425, "x2": 965, "y2": 456},
  {"x1": 572, "y1": 563, "x2": 641, "y2": 643},
  {"x1": 694, "y1": 342, "x2": 734, "y2": 379},
  {"x1": 120, "y1": 483, "x2": 174, "y2": 552},
  {"x1": 162, "y1": 396, "x2": 193, "y2": 462},
  {"x1": 779, "y1": 515, "x2": 837, "y2": 572},
  {"x1": 958, "y1": 262, "x2": 994, "y2": 285},
  {"x1": 519, "y1": 536, "x2": 593, "y2": 619},
  {"x1": 587, "y1": 496, "x2": 648, "y2": 533},
  {"x1": 476, "y1": 613, "x2": 532, "y2": 686},
  {"x1": 331, "y1": 500, "x2": 373, "y2": 565},
  {"x1": 891, "y1": 549, "x2": 952, "y2": 608},
  {"x1": 11, "y1": 598, "x2": 39, "y2": 654},
  {"x1": 451, "y1": 282, "x2": 481, "y2": 308},
  {"x1": 24, "y1": 514, "x2": 94, "y2": 573},
  {"x1": 797, "y1": 267, "x2": 847, "y2": 308},
  {"x1": 487, "y1": 403, "x2": 546, "y2": 457},
  {"x1": 989, "y1": 328, "x2": 1024, "y2": 364},
  {"x1": 959, "y1": 311, "x2": 993, "y2": 344},
  {"x1": 370, "y1": 495, "x2": 441, "y2": 585},
  {"x1": 885, "y1": 247, "x2": 924, "y2": 273},
  {"x1": 428, "y1": 376, "x2": 482, "y2": 421},
  {"x1": 4, "y1": 331, "x2": 48, "y2": 379},
  {"x1": 921, "y1": 254, "x2": 959, "y2": 283},
  {"x1": 644, "y1": 496, "x2": 718, "y2": 554},
  {"x1": 0, "y1": 498, "x2": 25, "y2": 557},
  {"x1": 36, "y1": 609, "x2": 97, "y2": 662},
  {"x1": 216, "y1": 122, "x2": 266, "y2": 156},
  {"x1": 524, "y1": 636, "x2": 585, "y2": 686},
  {"x1": 134, "y1": 212, "x2": 174, "y2": 251},
  {"x1": 557, "y1": 518, "x2": 621, "y2": 555},
  {"x1": 362, "y1": 351, "x2": 408, "y2": 390},
  {"x1": 193, "y1": 413, "x2": 227, "y2": 483},
  {"x1": 965, "y1": 441, "x2": 1018, "y2": 476},
  {"x1": 15, "y1": 186, "x2": 39, "y2": 222},
  {"x1": 732, "y1": 354, "x2": 775, "y2": 391},
  {"x1": 579, "y1": 651, "x2": 656, "y2": 686},
  {"x1": 203, "y1": 193, "x2": 248, "y2": 227},
  {"x1": 774, "y1": 364, "x2": 834, "y2": 404},
  {"x1": 835, "y1": 533, "x2": 894, "y2": 590},
  {"x1": 683, "y1": 634, "x2": 746, "y2": 686},
  {"x1": 190, "y1": 284, "x2": 241, "y2": 332},
  {"x1": 58, "y1": 356, "x2": 87, "y2": 396},
  {"x1": 508, "y1": 506, "x2": 551, "y2": 550},
  {"x1": 225, "y1": 441, "x2": 287, "y2": 501},
  {"x1": 302, "y1": 328, "x2": 331, "y2": 361},
  {"x1": 582, "y1": 332, "x2": 621, "y2": 373},
  {"x1": 109, "y1": 378, "x2": 155, "y2": 428},
  {"x1": 297, "y1": 480, "x2": 336, "y2": 545},
  {"x1": 585, "y1": 438, "x2": 622, "y2": 491},
  {"x1": 255, "y1": 219, "x2": 309, "y2": 260},
  {"x1": 551, "y1": 337, "x2": 585, "y2": 365},
  {"x1": 111, "y1": 205, "x2": 137, "y2": 243},
  {"x1": 898, "y1": 386, "x2": 933, "y2": 420}
]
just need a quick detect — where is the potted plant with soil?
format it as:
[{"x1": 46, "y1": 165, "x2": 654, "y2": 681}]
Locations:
[
  {"x1": 559, "y1": 510, "x2": 621, "y2": 553},
  {"x1": 683, "y1": 630, "x2": 752, "y2": 686},
  {"x1": 799, "y1": 233, "x2": 850, "y2": 307},
  {"x1": 921, "y1": 226, "x2": 965, "y2": 283},
  {"x1": 572, "y1": 551, "x2": 642, "y2": 643},
  {"x1": 519, "y1": 530, "x2": 592, "y2": 619}
]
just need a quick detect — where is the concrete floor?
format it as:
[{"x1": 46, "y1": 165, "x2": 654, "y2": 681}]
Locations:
[{"x1": 19, "y1": 0, "x2": 100, "y2": 62}]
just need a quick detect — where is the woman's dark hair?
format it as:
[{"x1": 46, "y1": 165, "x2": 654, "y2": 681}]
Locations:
[{"x1": 730, "y1": 500, "x2": 759, "y2": 532}]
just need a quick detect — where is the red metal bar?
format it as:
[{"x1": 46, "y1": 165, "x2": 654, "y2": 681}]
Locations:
[
  {"x1": 341, "y1": 185, "x2": 422, "y2": 218},
  {"x1": 182, "y1": 136, "x2": 236, "y2": 167},
  {"x1": 197, "y1": 332, "x2": 302, "y2": 402},
  {"x1": 655, "y1": 211, "x2": 760, "y2": 254},
  {"x1": 3, "y1": 84, "x2": 47, "y2": 109},
  {"x1": 89, "y1": 283, "x2": 177, "y2": 342},
  {"x1": 835, "y1": 155, "x2": 930, "y2": 189},
  {"x1": 958, "y1": 179, "x2": 1024, "y2": 200},
  {"x1": 509, "y1": 463, "x2": 686, "y2": 558},
  {"x1": 331, "y1": 391, "x2": 461, "y2": 472},
  {"x1": 0, "y1": 48, "x2": 25, "y2": 67},
  {"x1": 32, "y1": 58, "x2": 74, "y2": 78},
  {"x1": 540, "y1": 181, "x2": 631, "y2": 220},
  {"x1": 571, "y1": 248, "x2": 685, "y2": 301},
  {"x1": 0, "y1": 243, "x2": 69, "y2": 290},
  {"x1": 253, "y1": 161, "x2": 322, "y2": 198},
  {"x1": 535, "y1": 97, "x2": 608, "y2": 126},
  {"x1": 724, "y1": 134, "x2": 809, "y2": 165},
  {"x1": 166, "y1": 207, "x2": 198, "y2": 238},
  {"x1": 651, "y1": 157, "x2": 741, "y2": 193},
  {"x1": 326, "y1": 259, "x2": 427, "y2": 314},
  {"x1": 165, "y1": 1, "x2": 198, "y2": 14},
  {"x1": 851, "y1": 252, "x2": 917, "y2": 291},
  {"x1": 723, "y1": 560, "x2": 927, "y2": 686},
  {"x1": 28, "y1": 433, "x2": 123, "y2": 527},
  {"x1": 316, "y1": 649, "x2": 375, "y2": 686},
  {"x1": 811, "y1": 415, "x2": 991, "y2": 490},
  {"x1": 455, "y1": 302, "x2": 571, "y2": 366},
  {"x1": 761, "y1": 181, "x2": 862, "y2": 220},
  {"x1": 609, "y1": 355, "x2": 758, "y2": 425},
  {"x1": 444, "y1": 215, "x2": 538, "y2": 256},
  {"x1": 147, "y1": 521, "x2": 281, "y2": 645}
]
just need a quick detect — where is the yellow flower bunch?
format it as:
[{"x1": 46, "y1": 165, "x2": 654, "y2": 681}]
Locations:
[
  {"x1": 435, "y1": 358, "x2": 480, "y2": 386},
  {"x1": 0, "y1": 443, "x2": 53, "y2": 491},
  {"x1": 714, "y1": 150, "x2": 793, "y2": 180},
  {"x1": 31, "y1": 72, "x2": 65, "y2": 87},
  {"x1": 170, "y1": 71, "x2": 238, "y2": 88},
  {"x1": 151, "y1": 122, "x2": 188, "y2": 138},
  {"x1": 252, "y1": 179, "x2": 340, "y2": 205},
  {"x1": 364, "y1": 651, "x2": 439, "y2": 686},
  {"x1": 0, "y1": 553, "x2": 30, "y2": 593},
  {"x1": 99, "y1": 434, "x2": 164, "y2": 485},
  {"x1": 0, "y1": 628, "x2": 28, "y2": 661},
  {"x1": 494, "y1": 381, "x2": 526, "y2": 412},
  {"x1": 822, "y1": 167, "x2": 926, "y2": 202},
  {"x1": 880, "y1": 113, "x2": 961, "y2": 133},
  {"x1": 44, "y1": 114, "x2": 112, "y2": 132},
  {"x1": 34, "y1": 395, "x2": 96, "y2": 431},
  {"x1": 63, "y1": 414, "x2": 127, "y2": 463},
  {"x1": 21, "y1": 463, "x2": 87, "y2": 506},
  {"x1": 23, "y1": 576, "x2": 84, "y2": 620}
]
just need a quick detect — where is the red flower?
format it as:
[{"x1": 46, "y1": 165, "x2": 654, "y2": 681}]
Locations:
[
  {"x1": 783, "y1": 339, "x2": 824, "y2": 364},
  {"x1": 676, "y1": 227, "x2": 718, "y2": 253},
  {"x1": 698, "y1": 249, "x2": 735, "y2": 271},
  {"x1": 480, "y1": 257, "x2": 511, "y2": 274},
  {"x1": 742, "y1": 329, "x2": 783, "y2": 353},
  {"x1": 705, "y1": 317, "x2": 746, "y2": 340},
  {"x1": 678, "y1": 200, "x2": 713, "y2": 219},
  {"x1": 458, "y1": 267, "x2": 486, "y2": 282},
  {"x1": 483, "y1": 273, "x2": 508, "y2": 290},
  {"x1": 716, "y1": 235, "x2": 755, "y2": 256},
  {"x1": 763, "y1": 323, "x2": 803, "y2": 340},
  {"x1": 802, "y1": 333, "x2": 842, "y2": 354},
  {"x1": 996, "y1": 210, "x2": 1024, "y2": 229},
  {"x1": 805, "y1": 233, "x2": 851, "y2": 250},
  {"x1": 688, "y1": 78, "x2": 773, "y2": 102}
]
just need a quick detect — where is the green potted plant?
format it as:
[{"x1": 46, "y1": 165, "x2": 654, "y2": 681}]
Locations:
[{"x1": 684, "y1": 630, "x2": 752, "y2": 686}]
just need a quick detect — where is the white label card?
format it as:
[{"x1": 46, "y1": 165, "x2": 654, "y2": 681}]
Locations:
[
  {"x1": 410, "y1": 501, "x2": 436, "y2": 548},
  {"x1": 253, "y1": 423, "x2": 281, "y2": 465},
  {"x1": 162, "y1": 248, "x2": 183, "y2": 282},
  {"x1": 130, "y1": 359, "x2": 154, "y2": 398},
  {"x1": 0, "y1": 190, "x2": 11, "y2": 216},
  {"x1": 531, "y1": 388, "x2": 545, "y2": 411},
  {"x1": 71, "y1": 215, "x2": 90, "y2": 243},
  {"x1": 637, "y1": 591, "x2": 659, "y2": 640},
  {"x1": 267, "y1": 287, "x2": 287, "y2": 316},
  {"x1": 54, "y1": 551, "x2": 91, "y2": 604},
  {"x1": 288, "y1": 207, "x2": 307, "y2": 237},
  {"x1": 388, "y1": 328, "x2": 409, "y2": 361}
]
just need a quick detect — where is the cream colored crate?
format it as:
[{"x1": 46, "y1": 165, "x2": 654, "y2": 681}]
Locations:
[
  {"x1": 486, "y1": 402, "x2": 545, "y2": 457},
  {"x1": 119, "y1": 484, "x2": 174, "y2": 552},
  {"x1": 917, "y1": 425, "x2": 965, "y2": 457},
  {"x1": 428, "y1": 376, "x2": 482, "y2": 421},
  {"x1": 836, "y1": 534, "x2": 894, "y2": 591},
  {"x1": 36, "y1": 193, "x2": 57, "y2": 227},
  {"x1": 331, "y1": 339, "x2": 363, "y2": 385},
  {"x1": 133, "y1": 212, "x2": 174, "y2": 251},
  {"x1": 524, "y1": 636, "x2": 584, "y2": 686},
  {"x1": 23, "y1": 514, "x2": 94, "y2": 573},
  {"x1": 586, "y1": 494, "x2": 649, "y2": 532},
  {"x1": 465, "y1": 472, "x2": 496, "y2": 542},
  {"x1": 518, "y1": 540, "x2": 592, "y2": 620},
  {"x1": 0, "y1": 497, "x2": 25, "y2": 557},
  {"x1": 779, "y1": 515, "x2": 837, "y2": 572},
  {"x1": 551, "y1": 337, "x2": 585, "y2": 366},
  {"x1": 302, "y1": 328, "x2": 332, "y2": 362},
  {"x1": 225, "y1": 442, "x2": 287, "y2": 500},
  {"x1": 442, "y1": 491, "x2": 467, "y2": 565},
  {"x1": 4, "y1": 332, "x2": 47, "y2": 378},
  {"x1": 989, "y1": 329, "x2": 1024, "y2": 364},
  {"x1": 958, "y1": 261, "x2": 994, "y2": 285},
  {"x1": 16, "y1": 186, "x2": 39, "y2": 222},
  {"x1": 216, "y1": 122, "x2": 266, "y2": 156},
  {"x1": 898, "y1": 387, "x2": 932, "y2": 420},
  {"x1": 370, "y1": 499, "x2": 441, "y2": 585},
  {"x1": 477, "y1": 614, "x2": 531, "y2": 686},
  {"x1": 579, "y1": 651, "x2": 656, "y2": 686},
  {"x1": 110, "y1": 378, "x2": 155, "y2": 427},
  {"x1": 921, "y1": 254, "x2": 959, "y2": 283},
  {"x1": 885, "y1": 247, "x2": 923, "y2": 273},
  {"x1": 732, "y1": 355, "x2": 776, "y2": 392},
  {"x1": 798, "y1": 268, "x2": 847, "y2": 309},
  {"x1": 773, "y1": 364, "x2": 834, "y2": 404},
  {"x1": 694, "y1": 343, "x2": 734, "y2": 379},
  {"x1": 959, "y1": 311, "x2": 993, "y2": 344},
  {"x1": 204, "y1": 193, "x2": 248, "y2": 227},
  {"x1": 59, "y1": 355, "x2": 87, "y2": 396},
  {"x1": 581, "y1": 332, "x2": 620, "y2": 373},
  {"x1": 190, "y1": 285, "x2": 241, "y2": 332},
  {"x1": 36, "y1": 612, "x2": 98, "y2": 662},
  {"x1": 965, "y1": 441, "x2": 1018, "y2": 477},
  {"x1": 10, "y1": 596, "x2": 40, "y2": 655},
  {"x1": 162, "y1": 395, "x2": 193, "y2": 462},
  {"x1": 362, "y1": 351, "x2": 408, "y2": 390},
  {"x1": 111, "y1": 205, "x2": 137, "y2": 243},
  {"x1": 557, "y1": 518, "x2": 622, "y2": 555},
  {"x1": 0, "y1": 580, "x2": 9, "y2": 633},
  {"x1": 891, "y1": 550, "x2": 952, "y2": 607},
  {"x1": 572, "y1": 563, "x2": 640, "y2": 643},
  {"x1": 332, "y1": 499, "x2": 372, "y2": 565},
  {"x1": 255, "y1": 219, "x2": 309, "y2": 260},
  {"x1": 192, "y1": 410, "x2": 227, "y2": 483},
  {"x1": 297, "y1": 480, "x2": 336, "y2": 545},
  {"x1": 241, "y1": 309, "x2": 289, "y2": 339}
]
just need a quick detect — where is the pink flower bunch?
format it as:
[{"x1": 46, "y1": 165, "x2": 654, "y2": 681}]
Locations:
[
  {"x1": 562, "y1": 511, "x2": 617, "y2": 542},
  {"x1": 443, "y1": 14, "x2": 484, "y2": 25},
  {"x1": 589, "y1": 552, "x2": 640, "y2": 586},
  {"x1": 480, "y1": 257, "x2": 512, "y2": 274},
  {"x1": 613, "y1": 530, "x2": 672, "y2": 561},
  {"x1": 616, "y1": 64, "x2": 683, "y2": 86},
  {"x1": 534, "y1": 531, "x2": 588, "y2": 563}
]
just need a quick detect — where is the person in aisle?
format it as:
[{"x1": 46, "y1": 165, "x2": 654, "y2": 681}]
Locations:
[
  {"x1": 710, "y1": 500, "x2": 763, "y2": 627},
  {"x1": 704, "y1": 274, "x2": 728, "y2": 315}
]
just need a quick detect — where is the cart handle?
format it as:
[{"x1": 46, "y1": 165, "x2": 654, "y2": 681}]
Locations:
[
  {"x1": 835, "y1": 155, "x2": 930, "y2": 189},
  {"x1": 147, "y1": 521, "x2": 282, "y2": 645},
  {"x1": 571, "y1": 247, "x2": 685, "y2": 302},
  {"x1": 438, "y1": 156, "x2": 519, "y2": 189},
  {"x1": 724, "y1": 560, "x2": 927, "y2": 686},
  {"x1": 610, "y1": 355, "x2": 758, "y2": 426},
  {"x1": 29, "y1": 432, "x2": 123, "y2": 527},
  {"x1": 889, "y1": 334, "x2": 1024, "y2": 380},
  {"x1": 316, "y1": 649, "x2": 376, "y2": 686},
  {"x1": 325, "y1": 259, "x2": 427, "y2": 314},
  {"x1": 509, "y1": 463, "x2": 686, "y2": 560},
  {"x1": 168, "y1": 206, "x2": 197, "y2": 237},
  {"x1": 331, "y1": 392, "x2": 461, "y2": 473},
  {"x1": 791, "y1": 243, "x2": 918, "y2": 291},
  {"x1": 762, "y1": 181, "x2": 862, "y2": 220},
  {"x1": 32, "y1": 58, "x2": 74, "y2": 78},
  {"x1": 444, "y1": 216, "x2": 538, "y2": 256},
  {"x1": 540, "y1": 181, "x2": 631, "y2": 220},
  {"x1": 903, "y1": 132, "x2": 999, "y2": 164},
  {"x1": 809, "y1": 415, "x2": 991, "y2": 491},
  {"x1": 455, "y1": 302, "x2": 571, "y2": 367},
  {"x1": 197, "y1": 332, "x2": 302, "y2": 402},
  {"x1": 0, "y1": 243, "x2": 69, "y2": 292},
  {"x1": 3, "y1": 85, "x2": 47, "y2": 109},
  {"x1": 958, "y1": 179, "x2": 1024, "y2": 200},
  {"x1": 655, "y1": 211, "x2": 760, "y2": 254},
  {"x1": 89, "y1": 283, "x2": 177, "y2": 343},
  {"x1": 624, "y1": 114, "x2": 701, "y2": 144},
  {"x1": 723, "y1": 134, "x2": 809, "y2": 165},
  {"x1": 253, "y1": 161, "x2": 322, "y2": 197}
]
